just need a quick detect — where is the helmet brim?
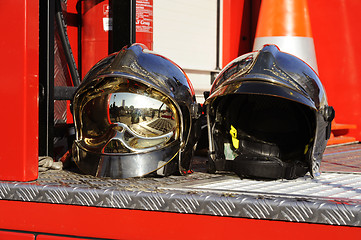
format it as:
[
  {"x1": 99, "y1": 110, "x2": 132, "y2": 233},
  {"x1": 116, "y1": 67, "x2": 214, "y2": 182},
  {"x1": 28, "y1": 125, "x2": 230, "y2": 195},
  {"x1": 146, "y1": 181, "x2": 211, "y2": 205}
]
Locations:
[{"x1": 206, "y1": 79, "x2": 316, "y2": 110}]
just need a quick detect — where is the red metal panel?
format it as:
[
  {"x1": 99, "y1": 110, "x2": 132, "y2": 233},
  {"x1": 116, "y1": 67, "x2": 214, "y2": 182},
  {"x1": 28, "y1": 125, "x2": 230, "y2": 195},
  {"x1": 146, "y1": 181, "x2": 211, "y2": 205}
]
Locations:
[
  {"x1": 222, "y1": 0, "x2": 246, "y2": 67},
  {"x1": 222, "y1": 0, "x2": 261, "y2": 68},
  {"x1": 81, "y1": 0, "x2": 110, "y2": 79},
  {"x1": 37, "y1": 235, "x2": 93, "y2": 240},
  {"x1": 0, "y1": 0, "x2": 39, "y2": 181},
  {"x1": 0, "y1": 200, "x2": 360, "y2": 240},
  {"x1": 0, "y1": 230, "x2": 34, "y2": 240},
  {"x1": 308, "y1": 0, "x2": 361, "y2": 140}
]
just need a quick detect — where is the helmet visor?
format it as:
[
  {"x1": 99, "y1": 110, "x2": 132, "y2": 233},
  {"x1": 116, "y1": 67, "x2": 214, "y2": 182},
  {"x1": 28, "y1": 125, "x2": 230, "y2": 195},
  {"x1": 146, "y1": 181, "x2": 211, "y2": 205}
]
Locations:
[
  {"x1": 106, "y1": 92, "x2": 179, "y2": 152},
  {"x1": 75, "y1": 79, "x2": 180, "y2": 154}
]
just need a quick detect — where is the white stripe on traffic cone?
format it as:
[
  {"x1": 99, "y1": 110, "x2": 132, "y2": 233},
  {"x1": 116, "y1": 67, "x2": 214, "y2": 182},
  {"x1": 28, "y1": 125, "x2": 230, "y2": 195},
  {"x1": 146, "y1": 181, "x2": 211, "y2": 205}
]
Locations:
[{"x1": 253, "y1": 0, "x2": 318, "y2": 73}]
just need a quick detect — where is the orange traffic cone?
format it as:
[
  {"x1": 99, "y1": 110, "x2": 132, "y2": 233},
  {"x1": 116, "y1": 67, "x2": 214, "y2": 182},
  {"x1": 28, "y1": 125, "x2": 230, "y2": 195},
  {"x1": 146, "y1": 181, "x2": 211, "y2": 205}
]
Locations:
[{"x1": 253, "y1": 0, "x2": 318, "y2": 73}]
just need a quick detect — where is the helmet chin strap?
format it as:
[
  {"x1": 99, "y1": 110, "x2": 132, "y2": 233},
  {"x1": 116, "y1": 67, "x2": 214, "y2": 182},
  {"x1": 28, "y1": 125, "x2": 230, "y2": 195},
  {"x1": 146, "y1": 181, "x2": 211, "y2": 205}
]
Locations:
[
  {"x1": 232, "y1": 152, "x2": 309, "y2": 180},
  {"x1": 102, "y1": 122, "x2": 173, "y2": 153}
]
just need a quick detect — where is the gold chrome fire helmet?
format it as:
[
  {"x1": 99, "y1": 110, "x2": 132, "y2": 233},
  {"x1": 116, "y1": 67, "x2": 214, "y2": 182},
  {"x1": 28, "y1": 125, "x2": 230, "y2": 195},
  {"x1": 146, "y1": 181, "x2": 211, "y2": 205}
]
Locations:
[
  {"x1": 205, "y1": 45, "x2": 334, "y2": 179},
  {"x1": 72, "y1": 44, "x2": 201, "y2": 178}
]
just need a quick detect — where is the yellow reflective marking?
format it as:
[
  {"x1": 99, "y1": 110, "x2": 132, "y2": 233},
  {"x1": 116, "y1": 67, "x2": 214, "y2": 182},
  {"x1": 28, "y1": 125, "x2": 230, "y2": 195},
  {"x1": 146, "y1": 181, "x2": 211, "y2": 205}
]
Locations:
[
  {"x1": 230, "y1": 125, "x2": 239, "y2": 149},
  {"x1": 304, "y1": 144, "x2": 309, "y2": 154},
  {"x1": 304, "y1": 138, "x2": 314, "y2": 154}
]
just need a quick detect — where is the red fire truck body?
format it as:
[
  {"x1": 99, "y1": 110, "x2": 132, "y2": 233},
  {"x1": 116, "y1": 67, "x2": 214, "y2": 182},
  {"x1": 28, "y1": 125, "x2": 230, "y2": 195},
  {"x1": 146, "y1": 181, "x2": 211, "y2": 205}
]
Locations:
[{"x1": 1, "y1": 0, "x2": 361, "y2": 239}]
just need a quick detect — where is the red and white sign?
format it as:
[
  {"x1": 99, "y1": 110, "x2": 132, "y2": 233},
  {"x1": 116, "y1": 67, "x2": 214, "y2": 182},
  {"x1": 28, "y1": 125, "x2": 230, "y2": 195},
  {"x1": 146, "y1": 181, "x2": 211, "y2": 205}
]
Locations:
[{"x1": 136, "y1": 0, "x2": 153, "y2": 49}]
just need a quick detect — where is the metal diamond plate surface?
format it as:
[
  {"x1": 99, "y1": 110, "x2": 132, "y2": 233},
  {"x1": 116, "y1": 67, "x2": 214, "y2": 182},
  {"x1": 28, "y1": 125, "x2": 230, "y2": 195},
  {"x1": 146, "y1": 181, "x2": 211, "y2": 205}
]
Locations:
[
  {"x1": 54, "y1": 13, "x2": 70, "y2": 124},
  {"x1": 161, "y1": 172, "x2": 361, "y2": 225},
  {"x1": 0, "y1": 144, "x2": 361, "y2": 227},
  {"x1": 321, "y1": 144, "x2": 361, "y2": 173},
  {"x1": 166, "y1": 172, "x2": 361, "y2": 200}
]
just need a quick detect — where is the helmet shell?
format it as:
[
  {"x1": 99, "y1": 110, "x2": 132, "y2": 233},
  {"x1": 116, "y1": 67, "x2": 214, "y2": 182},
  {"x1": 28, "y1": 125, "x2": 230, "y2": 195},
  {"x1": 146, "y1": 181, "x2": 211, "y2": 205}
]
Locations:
[
  {"x1": 72, "y1": 44, "x2": 201, "y2": 178},
  {"x1": 205, "y1": 45, "x2": 334, "y2": 179}
]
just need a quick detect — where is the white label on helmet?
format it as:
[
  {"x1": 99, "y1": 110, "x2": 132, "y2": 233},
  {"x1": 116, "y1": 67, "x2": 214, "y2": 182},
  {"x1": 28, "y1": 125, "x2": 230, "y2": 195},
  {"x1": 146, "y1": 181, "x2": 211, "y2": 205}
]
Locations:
[{"x1": 224, "y1": 143, "x2": 238, "y2": 160}]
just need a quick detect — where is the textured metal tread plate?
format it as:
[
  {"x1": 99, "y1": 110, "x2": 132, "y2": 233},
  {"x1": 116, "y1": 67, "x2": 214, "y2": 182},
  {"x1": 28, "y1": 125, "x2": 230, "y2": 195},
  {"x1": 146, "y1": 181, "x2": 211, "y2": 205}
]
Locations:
[
  {"x1": 321, "y1": 144, "x2": 361, "y2": 173},
  {"x1": 162, "y1": 172, "x2": 361, "y2": 201},
  {"x1": 0, "y1": 170, "x2": 360, "y2": 227},
  {"x1": 0, "y1": 144, "x2": 361, "y2": 227}
]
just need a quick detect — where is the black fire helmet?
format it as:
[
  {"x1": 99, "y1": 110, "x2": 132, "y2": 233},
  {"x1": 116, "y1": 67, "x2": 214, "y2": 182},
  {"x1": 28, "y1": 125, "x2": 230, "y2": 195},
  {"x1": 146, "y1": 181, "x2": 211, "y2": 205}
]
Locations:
[{"x1": 205, "y1": 45, "x2": 334, "y2": 180}]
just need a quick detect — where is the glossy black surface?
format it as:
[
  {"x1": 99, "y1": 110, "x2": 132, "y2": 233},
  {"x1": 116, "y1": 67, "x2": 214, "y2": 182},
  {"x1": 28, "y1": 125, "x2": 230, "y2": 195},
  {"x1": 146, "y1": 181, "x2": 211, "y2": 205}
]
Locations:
[
  {"x1": 209, "y1": 45, "x2": 327, "y2": 110},
  {"x1": 205, "y1": 45, "x2": 334, "y2": 178}
]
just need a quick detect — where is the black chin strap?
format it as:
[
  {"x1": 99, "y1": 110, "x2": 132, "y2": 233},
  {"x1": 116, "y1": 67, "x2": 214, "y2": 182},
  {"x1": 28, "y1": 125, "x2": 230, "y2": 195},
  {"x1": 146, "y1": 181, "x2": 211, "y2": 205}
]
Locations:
[
  {"x1": 228, "y1": 153, "x2": 308, "y2": 180},
  {"x1": 227, "y1": 128, "x2": 309, "y2": 180}
]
